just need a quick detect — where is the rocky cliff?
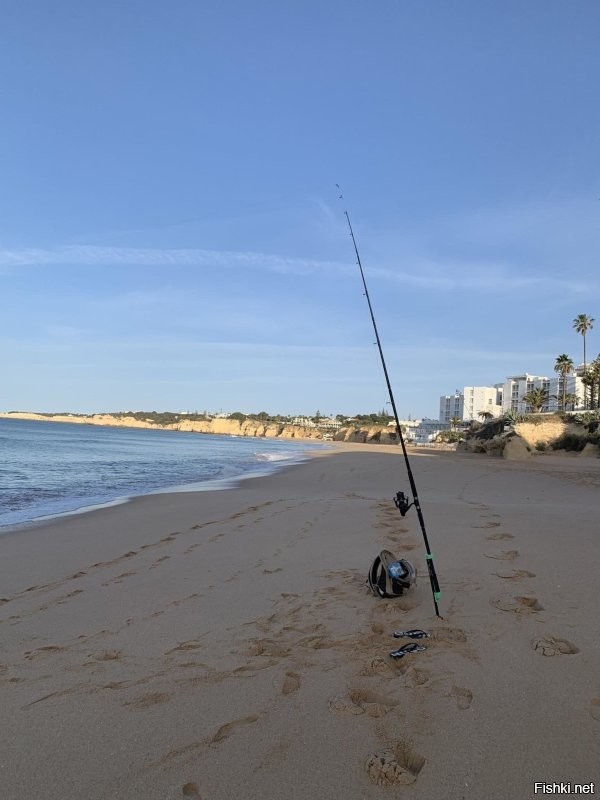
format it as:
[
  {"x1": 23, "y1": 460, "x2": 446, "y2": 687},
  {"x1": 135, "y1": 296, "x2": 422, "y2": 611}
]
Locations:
[
  {"x1": 0, "y1": 412, "x2": 321, "y2": 440},
  {"x1": 0, "y1": 412, "x2": 401, "y2": 445}
]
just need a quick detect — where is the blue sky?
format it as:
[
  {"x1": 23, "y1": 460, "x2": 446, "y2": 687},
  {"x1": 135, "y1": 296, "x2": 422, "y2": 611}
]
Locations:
[{"x1": 1, "y1": 1, "x2": 599, "y2": 418}]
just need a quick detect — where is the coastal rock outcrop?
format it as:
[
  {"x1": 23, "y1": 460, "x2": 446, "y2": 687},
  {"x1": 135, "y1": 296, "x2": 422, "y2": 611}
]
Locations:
[
  {"x1": 334, "y1": 426, "x2": 398, "y2": 445},
  {"x1": 502, "y1": 435, "x2": 531, "y2": 460},
  {"x1": 0, "y1": 412, "x2": 399, "y2": 445},
  {"x1": 513, "y1": 419, "x2": 571, "y2": 448}
]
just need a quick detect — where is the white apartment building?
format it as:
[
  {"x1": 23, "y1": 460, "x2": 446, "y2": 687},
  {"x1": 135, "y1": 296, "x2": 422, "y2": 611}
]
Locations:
[
  {"x1": 439, "y1": 367, "x2": 586, "y2": 421},
  {"x1": 462, "y1": 385, "x2": 503, "y2": 421},
  {"x1": 547, "y1": 373, "x2": 585, "y2": 411},
  {"x1": 439, "y1": 392, "x2": 463, "y2": 423},
  {"x1": 502, "y1": 374, "x2": 550, "y2": 414},
  {"x1": 439, "y1": 386, "x2": 503, "y2": 423}
]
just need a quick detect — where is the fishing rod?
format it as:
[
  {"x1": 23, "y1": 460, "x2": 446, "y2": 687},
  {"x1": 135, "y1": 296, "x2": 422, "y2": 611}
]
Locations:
[{"x1": 338, "y1": 190, "x2": 442, "y2": 618}]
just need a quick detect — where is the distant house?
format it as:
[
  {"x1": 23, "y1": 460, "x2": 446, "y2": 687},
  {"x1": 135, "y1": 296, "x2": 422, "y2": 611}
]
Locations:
[
  {"x1": 412, "y1": 419, "x2": 450, "y2": 444},
  {"x1": 292, "y1": 416, "x2": 341, "y2": 430},
  {"x1": 292, "y1": 416, "x2": 317, "y2": 428},
  {"x1": 319, "y1": 417, "x2": 342, "y2": 430}
]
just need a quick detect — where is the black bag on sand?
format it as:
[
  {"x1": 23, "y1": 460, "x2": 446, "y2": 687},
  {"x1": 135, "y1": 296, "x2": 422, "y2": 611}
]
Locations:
[{"x1": 367, "y1": 549, "x2": 416, "y2": 598}]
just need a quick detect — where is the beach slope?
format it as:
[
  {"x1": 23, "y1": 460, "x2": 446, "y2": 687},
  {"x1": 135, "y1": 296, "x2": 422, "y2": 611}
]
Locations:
[{"x1": 0, "y1": 446, "x2": 598, "y2": 799}]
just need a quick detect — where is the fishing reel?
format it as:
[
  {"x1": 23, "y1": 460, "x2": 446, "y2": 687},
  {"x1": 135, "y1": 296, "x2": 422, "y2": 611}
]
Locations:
[{"x1": 394, "y1": 491, "x2": 414, "y2": 517}]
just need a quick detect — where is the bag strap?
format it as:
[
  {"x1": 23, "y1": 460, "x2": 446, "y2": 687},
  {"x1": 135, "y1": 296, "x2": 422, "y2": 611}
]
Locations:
[{"x1": 367, "y1": 554, "x2": 387, "y2": 597}]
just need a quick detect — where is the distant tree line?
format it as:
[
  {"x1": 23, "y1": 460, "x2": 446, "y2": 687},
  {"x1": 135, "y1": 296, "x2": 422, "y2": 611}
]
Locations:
[{"x1": 118, "y1": 411, "x2": 211, "y2": 425}]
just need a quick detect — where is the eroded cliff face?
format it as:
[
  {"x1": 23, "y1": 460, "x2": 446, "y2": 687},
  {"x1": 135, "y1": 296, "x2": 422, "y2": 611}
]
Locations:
[
  {"x1": 462, "y1": 417, "x2": 598, "y2": 459},
  {"x1": 172, "y1": 417, "x2": 319, "y2": 439},
  {"x1": 513, "y1": 419, "x2": 572, "y2": 447},
  {"x1": 333, "y1": 425, "x2": 399, "y2": 444},
  {"x1": 1, "y1": 412, "x2": 401, "y2": 444}
]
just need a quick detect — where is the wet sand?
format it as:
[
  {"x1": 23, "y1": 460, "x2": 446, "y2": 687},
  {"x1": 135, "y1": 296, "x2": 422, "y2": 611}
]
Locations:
[{"x1": 0, "y1": 445, "x2": 598, "y2": 799}]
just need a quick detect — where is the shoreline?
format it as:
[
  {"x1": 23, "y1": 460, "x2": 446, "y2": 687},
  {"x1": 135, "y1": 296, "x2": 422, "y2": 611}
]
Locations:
[
  {"x1": 1, "y1": 433, "x2": 332, "y2": 534},
  {"x1": 0, "y1": 419, "x2": 333, "y2": 536},
  {"x1": 1, "y1": 446, "x2": 597, "y2": 799}
]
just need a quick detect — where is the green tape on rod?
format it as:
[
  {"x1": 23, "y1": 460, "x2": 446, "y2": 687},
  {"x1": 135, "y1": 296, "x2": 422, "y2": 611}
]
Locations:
[
  {"x1": 434, "y1": 592, "x2": 441, "y2": 601},
  {"x1": 425, "y1": 553, "x2": 433, "y2": 560}
]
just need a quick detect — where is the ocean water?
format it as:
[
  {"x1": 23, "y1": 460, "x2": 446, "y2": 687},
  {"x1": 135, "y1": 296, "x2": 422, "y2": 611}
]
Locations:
[{"x1": 0, "y1": 418, "x2": 320, "y2": 528}]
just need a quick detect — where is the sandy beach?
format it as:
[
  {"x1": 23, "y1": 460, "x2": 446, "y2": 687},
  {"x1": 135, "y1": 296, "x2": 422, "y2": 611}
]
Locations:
[{"x1": 1, "y1": 444, "x2": 598, "y2": 800}]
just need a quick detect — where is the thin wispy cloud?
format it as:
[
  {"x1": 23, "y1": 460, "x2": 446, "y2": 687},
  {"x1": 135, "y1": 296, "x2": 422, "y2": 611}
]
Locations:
[
  {"x1": 0, "y1": 245, "x2": 347, "y2": 276},
  {"x1": 0, "y1": 244, "x2": 594, "y2": 295},
  {"x1": 367, "y1": 263, "x2": 593, "y2": 293}
]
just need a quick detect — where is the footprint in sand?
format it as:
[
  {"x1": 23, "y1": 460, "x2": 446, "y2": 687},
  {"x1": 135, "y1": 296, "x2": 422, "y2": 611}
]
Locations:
[
  {"x1": 532, "y1": 637, "x2": 579, "y2": 656},
  {"x1": 93, "y1": 550, "x2": 138, "y2": 568},
  {"x1": 102, "y1": 571, "x2": 136, "y2": 586},
  {"x1": 149, "y1": 556, "x2": 170, "y2": 569},
  {"x1": 209, "y1": 714, "x2": 259, "y2": 744},
  {"x1": 281, "y1": 671, "x2": 301, "y2": 695},
  {"x1": 91, "y1": 650, "x2": 121, "y2": 661},
  {"x1": 434, "y1": 627, "x2": 467, "y2": 643},
  {"x1": 247, "y1": 637, "x2": 289, "y2": 658},
  {"x1": 448, "y1": 685, "x2": 473, "y2": 710},
  {"x1": 24, "y1": 645, "x2": 67, "y2": 659},
  {"x1": 329, "y1": 696, "x2": 365, "y2": 715},
  {"x1": 124, "y1": 692, "x2": 171, "y2": 710},
  {"x1": 486, "y1": 533, "x2": 515, "y2": 541},
  {"x1": 56, "y1": 589, "x2": 84, "y2": 602},
  {"x1": 365, "y1": 740, "x2": 426, "y2": 787},
  {"x1": 245, "y1": 640, "x2": 266, "y2": 656},
  {"x1": 167, "y1": 641, "x2": 203, "y2": 654},
  {"x1": 376, "y1": 520, "x2": 397, "y2": 530},
  {"x1": 329, "y1": 688, "x2": 398, "y2": 718},
  {"x1": 494, "y1": 570, "x2": 536, "y2": 580},
  {"x1": 403, "y1": 667, "x2": 432, "y2": 688},
  {"x1": 360, "y1": 656, "x2": 394, "y2": 678},
  {"x1": 590, "y1": 699, "x2": 600, "y2": 721},
  {"x1": 491, "y1": 596, "x2": 544, "y2": 614},
  {"x1": 182, "y1": 783, "x2": 202, "y2": 799},
  {"x1": 484, "y1": 550, "x2": 519, "y2": 561}
]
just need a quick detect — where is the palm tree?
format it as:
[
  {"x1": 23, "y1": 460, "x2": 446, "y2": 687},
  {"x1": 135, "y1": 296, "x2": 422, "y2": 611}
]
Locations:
[
  {"x1": 478, "y1": 410, "x2": 494, "y2": 422},
  {"x1": 554, "y1": 353, "x2": 574, "y2": 410},
  {"x1": 562, "y1": 392, "x2": 580, "y2": 412},
  {"x1": 586, "y1": 355, "x2": 600, "y2": 410},
  {"x1": 573, "y1": 314, "x2": 595, "y2": 408},
  {"x1": 449, "y1": 416, "x2": 461, "y2": 430},
  {"x1": 521, "y1": 387, "x2": 550, "y2": 413}
]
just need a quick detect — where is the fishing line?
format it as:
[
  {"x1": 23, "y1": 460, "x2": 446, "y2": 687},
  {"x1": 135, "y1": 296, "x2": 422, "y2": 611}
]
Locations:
[{"x1": 337, "y1": 187, "x2": 442, "y2": 618}]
